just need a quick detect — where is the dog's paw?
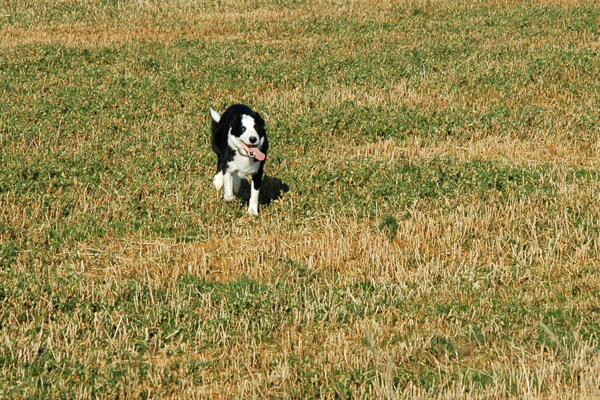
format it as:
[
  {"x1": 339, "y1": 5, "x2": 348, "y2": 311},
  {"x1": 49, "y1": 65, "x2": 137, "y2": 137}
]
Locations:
[
  {"x1": 224, "y1": 194, "x2": 236, "y2": 203},
  {"x1": 213, "y1": 172, "x2": 223, "y2": 190},
  {"x1": 247, "y1": 206, "x2": 259, "y2": 215}
]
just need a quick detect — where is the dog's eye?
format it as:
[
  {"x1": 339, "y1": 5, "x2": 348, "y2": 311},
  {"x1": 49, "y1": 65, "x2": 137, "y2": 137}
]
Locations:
[{"x1": 241, "y1": 127, "x2": 246, "y2": 132}]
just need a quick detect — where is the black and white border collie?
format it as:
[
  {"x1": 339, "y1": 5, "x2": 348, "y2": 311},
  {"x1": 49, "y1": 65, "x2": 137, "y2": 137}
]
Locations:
[{"x1": 210, "y1": 104, "x2": 269, "y2": 215}]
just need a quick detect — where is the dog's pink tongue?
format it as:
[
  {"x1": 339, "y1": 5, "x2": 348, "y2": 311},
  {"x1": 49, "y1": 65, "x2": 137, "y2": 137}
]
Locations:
[
  {"x1": 243, "y1": 142, "x2": 266, "y2": 161},
  {"x1": 252, "y1": 147, "x2": 266, "y2": 161}
]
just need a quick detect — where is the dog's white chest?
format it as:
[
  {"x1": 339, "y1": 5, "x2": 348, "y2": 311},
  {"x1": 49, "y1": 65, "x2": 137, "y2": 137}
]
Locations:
[{"x1": 228, "y1": 153, "x2": 260, "y2": 178}]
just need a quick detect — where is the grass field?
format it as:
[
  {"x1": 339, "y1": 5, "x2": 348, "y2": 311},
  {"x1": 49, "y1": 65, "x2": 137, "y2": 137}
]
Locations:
[{"x1": 2, "y1": 0, "x2": 600, "y2": 398}]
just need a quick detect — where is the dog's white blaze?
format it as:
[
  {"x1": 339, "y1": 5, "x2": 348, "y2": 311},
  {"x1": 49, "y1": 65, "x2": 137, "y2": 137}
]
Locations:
[
  {"x1": 239, "y1": 114, "x2": 260, "y2": 147},
  {"x1": 210, "y1": 108, "x2": 221, "y2": 123}
]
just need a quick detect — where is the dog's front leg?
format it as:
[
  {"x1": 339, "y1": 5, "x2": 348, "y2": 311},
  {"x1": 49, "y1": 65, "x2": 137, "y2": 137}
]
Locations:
[
  {"x1": 248, "y1": 180, "x2": 259, "y2": 215},
  {"x1": 248, "y1": 170, "x2": 263, "y2": 215},
  {"x1": 223, "y1": 171, "x2": 235, "y2": 202}
]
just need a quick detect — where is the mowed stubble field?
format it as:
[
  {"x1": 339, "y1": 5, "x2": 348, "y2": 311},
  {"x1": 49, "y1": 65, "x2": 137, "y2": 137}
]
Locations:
[{"x1": 2, "y1": 0, "x2": 600, "y2": 398}]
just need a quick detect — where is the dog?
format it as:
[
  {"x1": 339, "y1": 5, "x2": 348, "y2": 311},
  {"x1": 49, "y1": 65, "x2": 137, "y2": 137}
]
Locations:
[{"x1": 210, "y1": 104, "x2": 268, "y2": 215}]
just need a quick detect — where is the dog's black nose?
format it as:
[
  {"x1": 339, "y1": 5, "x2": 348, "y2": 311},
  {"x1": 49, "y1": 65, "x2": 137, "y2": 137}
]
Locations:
[{"x1": 249, "y1": 136, "x2": 257, "y2": 144}]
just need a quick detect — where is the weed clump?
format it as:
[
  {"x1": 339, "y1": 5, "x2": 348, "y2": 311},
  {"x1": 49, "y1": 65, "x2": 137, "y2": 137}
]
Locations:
[{"x1": 379, "y1": 213, "x2": 399, "y2": 241}]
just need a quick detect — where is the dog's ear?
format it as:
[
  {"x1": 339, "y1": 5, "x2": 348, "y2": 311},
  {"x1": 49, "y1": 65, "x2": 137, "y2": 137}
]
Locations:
[{"x1": 254, "y1": 112, "x2": 265, "y2": 129}]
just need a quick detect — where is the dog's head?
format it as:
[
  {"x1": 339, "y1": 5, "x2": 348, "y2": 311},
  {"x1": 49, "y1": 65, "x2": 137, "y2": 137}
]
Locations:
[
  {"x1": 213, "y1": 107, "x2": 267, "y2": 161},
  {"x1": 231, "y1": 112, "x2": 265, "y2": 146}
]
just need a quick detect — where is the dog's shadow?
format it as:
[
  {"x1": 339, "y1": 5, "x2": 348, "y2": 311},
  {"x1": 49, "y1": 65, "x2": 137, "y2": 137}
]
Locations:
[{"x1": 238, "y1": 175, "x2": 289, "y2": 206}]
